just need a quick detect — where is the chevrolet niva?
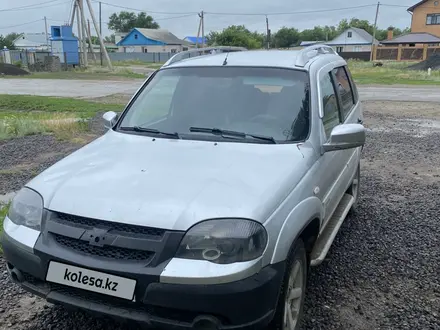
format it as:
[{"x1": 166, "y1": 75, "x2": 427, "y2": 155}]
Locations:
[{"x1": 2, "y1": 45, "x2": 366, "y2": 330}]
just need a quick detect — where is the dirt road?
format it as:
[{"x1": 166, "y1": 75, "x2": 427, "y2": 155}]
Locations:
[{"x1": 2, "y1": 78, "x2": 440, "y2": 102}]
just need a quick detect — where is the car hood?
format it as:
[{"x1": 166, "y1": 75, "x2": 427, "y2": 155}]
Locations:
[{"x1": 27, "y1": 131, "x2": 316, "y2": 231}]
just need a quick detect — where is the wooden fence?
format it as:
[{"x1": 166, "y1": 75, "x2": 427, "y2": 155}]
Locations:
[{"x1": 373, "y1": 45, "x2": 440, "y2": 61}]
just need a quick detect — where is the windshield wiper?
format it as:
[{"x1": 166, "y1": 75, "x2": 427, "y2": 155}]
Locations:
[
  {"x1": 189, "y1": 127, "x2": 276, "y2": 144},
  {"x1": 120, "y1": 126, "x2": 180, "y2": 139}
]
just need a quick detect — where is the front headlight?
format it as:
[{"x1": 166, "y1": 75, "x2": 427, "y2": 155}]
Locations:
[
  {"x1": 175, "y1": 219, "x2": 267, "y2": 264},
  {"x1": 8, "y1": 188, "x2": 43, "y2": 231}
]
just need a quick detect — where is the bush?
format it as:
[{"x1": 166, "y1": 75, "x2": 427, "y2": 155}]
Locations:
[{"x1": 14, "y1": 60, "x2": 22, "y2": 68}]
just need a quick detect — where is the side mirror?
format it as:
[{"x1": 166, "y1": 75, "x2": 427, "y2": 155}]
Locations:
[
  {"x1": 102, "y1": 111, "x2": 118, "y2": 129},
  {"x1": 323, "y1": 123, "x2": 366, "y2": 153}
]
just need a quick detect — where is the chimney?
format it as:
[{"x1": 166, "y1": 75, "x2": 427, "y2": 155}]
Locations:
[{"x1": 387, "y1": 27, "x2": 394, "y2": 41}]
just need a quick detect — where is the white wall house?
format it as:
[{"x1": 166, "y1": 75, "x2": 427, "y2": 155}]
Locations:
[
  {"x1": 326, "y1": 27, "x2": 379, "y2": 52},
  {"x1": 13, "y1": 33, "x2": 50, "y2": 51}
]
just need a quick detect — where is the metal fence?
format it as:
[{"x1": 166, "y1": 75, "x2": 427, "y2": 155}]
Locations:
[
  {"x1": 8, "y1": 50, "x2": 51, "y2": 66},
  {"x1": 85, "y1": 51, "x2": 174, "y2": 64},
  {"x1": 373, "y1": 45, "x2": 440, "y2": 61}
]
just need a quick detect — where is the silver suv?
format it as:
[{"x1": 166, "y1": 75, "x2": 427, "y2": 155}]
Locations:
[{"x1": 2, "y1": 45, "x2": 365, "y2": 330}]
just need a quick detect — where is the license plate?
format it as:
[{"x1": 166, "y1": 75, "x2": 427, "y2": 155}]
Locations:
[{"x1": 46, "y1": 261, "x2": 136, "y2": 301}]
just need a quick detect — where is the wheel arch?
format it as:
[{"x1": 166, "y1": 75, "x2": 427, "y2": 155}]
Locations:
[{"x1": 270, "y1": 196, "x2": 323, "y2": 264}]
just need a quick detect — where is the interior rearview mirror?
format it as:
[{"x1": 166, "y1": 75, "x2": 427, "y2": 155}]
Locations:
[
  {"x1": 323, "y1": 123, "x2": 366, "y2": 153},
  {"x1": 103, "y1": 111, "x2": 118, "y2": 129}
]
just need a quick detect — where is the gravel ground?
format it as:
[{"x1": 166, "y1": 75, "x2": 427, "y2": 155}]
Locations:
[{"x1": 0, "y1": 101, "x2": 439, "y2": 329}]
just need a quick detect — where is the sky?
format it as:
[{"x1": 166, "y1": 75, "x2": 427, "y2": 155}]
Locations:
[{"x1": 0, "y1": 0, "x2": 418, "y2": 39}]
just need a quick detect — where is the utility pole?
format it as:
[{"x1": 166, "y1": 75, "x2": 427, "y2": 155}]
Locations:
[
  {"x1": 201, "y1": 11, "x2": 205, "y2": 47},
  {"x1": 70, "y1": 1, "x2": 77, "y2": 26},
  {"x1": 99, "y1": 1, "x2": 103, "y2": 66},
  {"x1": 44, "y1": 16, "x2": 49, "y2": 50},
  {"x1": 78, "y1": 0, "x2": 88, "y2": 67},
  {"x1": 87, "y1": 19, "x2": 97, "y2": 62},
  {"x1": 370, "y1": 1, "x2": 380, "y2": 61},
  {"x1": 85, "y1": 0, "x2": 113, "y2": 70},
  {"x1": 266, "y1": 16, "x2": 270, "y2": 49},
  {"x1": 195, "y1": 13, "x2": 202, "y2": 48},
  {"x1": 75, "y1": 3, "x2": 85, "y2": 66}
]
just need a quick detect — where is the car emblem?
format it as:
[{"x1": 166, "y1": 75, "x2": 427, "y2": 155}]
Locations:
[{"x1": 85, "y1": 228, "x2": 111, "y2": 247}]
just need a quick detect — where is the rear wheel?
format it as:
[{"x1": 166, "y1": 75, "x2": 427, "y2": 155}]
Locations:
[{"x1": 269, "y1": 239, "x2": 307, "y2": 330}]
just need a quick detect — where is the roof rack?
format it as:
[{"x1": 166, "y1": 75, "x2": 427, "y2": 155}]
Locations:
[
  {"x1": 162, "y1": 46, "x2": 247, "y2": 67},
  {"x1": 295, "y1": 44, "x2": 337, "y2": 68}
]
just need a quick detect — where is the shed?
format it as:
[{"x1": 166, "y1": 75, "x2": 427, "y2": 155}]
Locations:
[
  {"x1": 117, "y1": 28, "x2": 191, "y2": 53},
  {"x1": 50, "y1": 25, "x2": 79, "y2": 65}
]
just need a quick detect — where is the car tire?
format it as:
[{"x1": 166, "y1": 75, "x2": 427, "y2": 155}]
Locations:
[
  {"x1": 269, "y1": 239, "x2": 307, "y2": 330},
  {"x1": 348, "y1": 163, "x2": 360, "y2": 214}
]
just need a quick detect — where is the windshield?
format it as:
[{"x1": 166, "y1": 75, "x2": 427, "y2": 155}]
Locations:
[{"x1": 118, "y1": 66, "x2": 310, "y2": 143}]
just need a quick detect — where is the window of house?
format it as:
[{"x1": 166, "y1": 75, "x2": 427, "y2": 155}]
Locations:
[
  {"x1": 320, "y1": 73, "x2": 341, "y2": 138},
  {"x1": 336, "y1": 46, "x2": 343, "y2": 53},
  {"x1": 347, "y1": 31, "x2": 352, "y2": 38},
  {"x1": 354, "y1": 46, "x2": 362, "y2": 52},
  {"x1": 134, "y1": 34, "x2": 138, "y2": 39},
  {"x1": 332, "y1": 67, "x2": 355, "y2": 120},
  {"x1": 427, "y1": 13, "x2": 440, "y2": 25}
]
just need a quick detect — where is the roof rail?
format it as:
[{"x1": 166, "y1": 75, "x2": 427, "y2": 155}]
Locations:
[
  {"x1": 295, "y1": 44, "x2": 337, "y2": 67},
  {"x1": 162, "y1": 46, "x2": 247, "y2": 67}
]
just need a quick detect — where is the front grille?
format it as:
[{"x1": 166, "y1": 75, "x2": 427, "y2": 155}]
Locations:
[
  {"x1": 54, "y1": 234, "x2": 154, "y2": 262},
  {"x1": 53, "y1": 212, "x2": 166, "y2": 239}
]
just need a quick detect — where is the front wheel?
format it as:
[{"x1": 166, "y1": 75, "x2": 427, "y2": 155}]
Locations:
[{"x1": 269, "y1": 239, "x2": 307, "y2": 330}]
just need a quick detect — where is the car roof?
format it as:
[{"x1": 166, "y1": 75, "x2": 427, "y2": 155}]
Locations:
[{"x1": 164, "y1": 49, "x2": 344, "y2": 71}]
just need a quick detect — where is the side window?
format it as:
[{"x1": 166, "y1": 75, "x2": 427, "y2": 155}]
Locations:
[
  {"x1": 332, "y1": 67, "x2": 355, "y2": 120},
  {"x1": 344, "y1": 65, "x2": 358, "y2": 103},
  {"x1": 320, "y1": 73, "x2": 341, "y2": 138}
]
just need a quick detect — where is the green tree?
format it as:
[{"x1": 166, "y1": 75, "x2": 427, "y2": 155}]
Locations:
[
  {"x1": 207, "y1": 25, "x2": 263, "y2": 49},
  {"x1": 108, "y1": 11, "x2": 159, "y2": 33},
  {"x1": 0, "y1": 32, "x2": 21, "y2": 50},
  {"x1": 104, "y1": 34, "x2": 116, "y2": 44},
  {"x1": 272, "y1": 27, "x2": 300, "y2": 48}
]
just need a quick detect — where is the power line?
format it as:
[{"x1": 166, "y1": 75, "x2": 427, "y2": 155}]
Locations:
[
  {"x1": 204, "y1": 4, "x2": 377, "y2": 16},
  {"x1": 0, "y1": 0, "x2": 70, "y2": 12},
  {"x1": 95, "y1": 1, "x2": 198, "y2": 15},
  {"x1": 0, "y1": 19, "x2": 43, "y2": 29},
  {"x1": 0, "y1": 0, "x2": 60, "y2": 11},
  {"x1": 381, "y1": 3, "x2": 440, "y2": 9}
]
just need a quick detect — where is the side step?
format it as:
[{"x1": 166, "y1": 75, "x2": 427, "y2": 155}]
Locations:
[{"x1": 310, "y1": 193, "x2": 354, "y2": 266}]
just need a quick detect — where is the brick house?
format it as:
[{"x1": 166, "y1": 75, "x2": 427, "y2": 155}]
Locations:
[{"x1": 408, "y1": 0, "x2": 440, "y2": 37}]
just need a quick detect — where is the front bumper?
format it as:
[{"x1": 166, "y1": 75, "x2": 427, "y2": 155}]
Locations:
[{"x1": 1, "y1": 230, "x2": 285, "y2": 329}]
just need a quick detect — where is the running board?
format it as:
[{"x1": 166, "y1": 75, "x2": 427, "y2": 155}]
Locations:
[{"x1": 310, "y1": 193, "x2": 354, "y2": 266}]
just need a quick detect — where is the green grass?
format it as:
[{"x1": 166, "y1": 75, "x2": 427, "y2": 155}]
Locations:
[
  {"x1": 1, "y1": 66, "x2": 145, "y2": 80},
  {"x1": 112, "y1": 60, "x2": 163, "y2": 69},
  {"x1": 0, "y1": 95, "x2": 124, "y2": 140},
  {"x1": 348, "y1": 60, "x2": 440, "y2": 85},
  {"x1": 0, "y1": 95, "x2": 122, "y2": 114}
]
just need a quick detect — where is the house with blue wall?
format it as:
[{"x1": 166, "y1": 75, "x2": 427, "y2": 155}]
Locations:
[{"x1": 116, "y1": 28, "x2": 191, "y2": 53}]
